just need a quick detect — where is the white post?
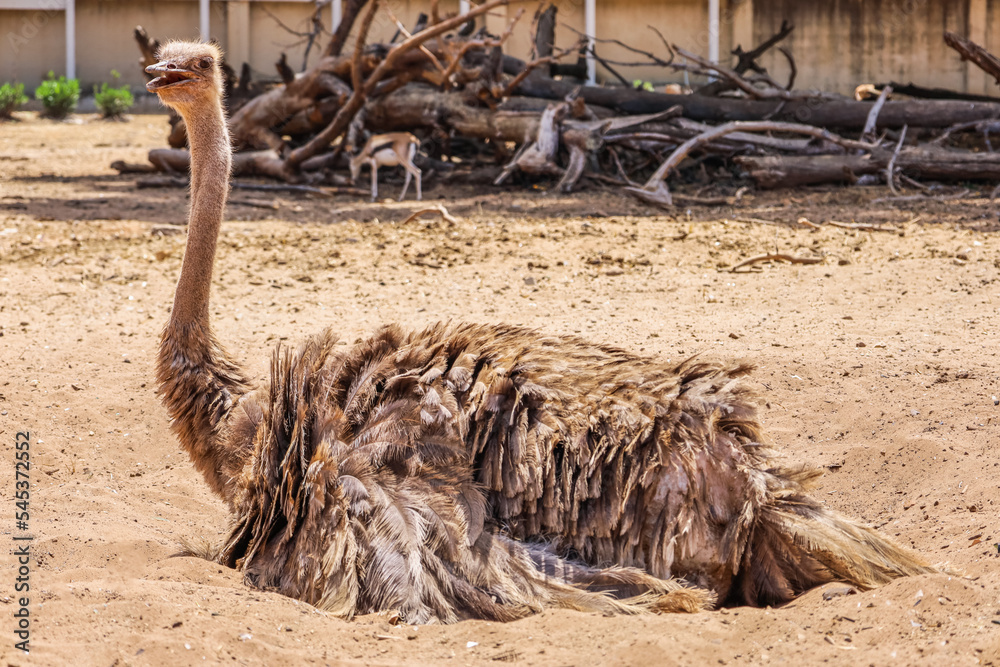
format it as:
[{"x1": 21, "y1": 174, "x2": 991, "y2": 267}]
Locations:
[
  {"x1": 459, "y1": 0, "x2": 470, "y2": 13},
  {"x1": 65, "y1": 0, "x2": 75, "y2": 78},
  {"x1": 585, "y1": 0, "x2": 595, "y2": 85},
  {"x1": 708, "y1": 0, "x2": 719, "y2": 63},
  {"x1": 200, "y1": 0, "x2": 210, "y2": 41},
  {"x1": 331, "y1": 0, "x2": 341, "y2": 31}
]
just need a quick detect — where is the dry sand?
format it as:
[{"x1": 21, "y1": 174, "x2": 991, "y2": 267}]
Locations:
[{"x1": 1, "y1": 113, "x2": 999, "y2": 666}]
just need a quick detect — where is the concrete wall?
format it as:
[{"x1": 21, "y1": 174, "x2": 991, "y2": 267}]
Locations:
[
  {"x1": 0, "y1": 0, "x2": 996, "y2": 97},
  {"x1": 1, "y1": 4, "x2": 67, "y2": 86},
  {"x1": 754, "y1": 0, "x2": 974, "y2": 95}
]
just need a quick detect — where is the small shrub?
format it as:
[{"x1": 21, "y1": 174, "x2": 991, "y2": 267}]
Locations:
[
  {"x1": 94, "y1": 70, "x2": 133, "y2": 119},
  {"x1": 34, "y1": 71, "x2": 79, "y2": 119},
  {"x1": 0, "y1": 82, "x2": 28, "y2": 119}
]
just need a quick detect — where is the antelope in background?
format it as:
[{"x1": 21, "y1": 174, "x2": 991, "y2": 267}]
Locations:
[{"x1": 349, "y1": 132, "x2": 422, "y2": 201}]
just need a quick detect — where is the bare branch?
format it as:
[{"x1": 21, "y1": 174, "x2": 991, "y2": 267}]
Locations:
[
  {"x1": 503, "y1": 39, "x2": 586, "y2": 97},
  {"x1": 561, "y1": 23, "x2": 673, "y2": 67},
  {"x1": 885, "y1": 124, "x2": 907, "y2": 195},
  {"x1": 675, "y1": 46, "x2": 792, "y2": 100}
]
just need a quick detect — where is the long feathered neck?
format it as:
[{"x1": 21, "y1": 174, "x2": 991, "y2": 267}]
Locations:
[
  {"x1": 157, "y1": 95, "x2": 250, "y2": 502},
  {"x1": 172, "y1": 99, "x2": 231, "y2": 326}
]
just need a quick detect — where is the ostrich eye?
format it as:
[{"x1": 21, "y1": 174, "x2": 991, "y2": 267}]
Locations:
[{"x1": 196, "y1": 58, "x2": 212, "y2": 69}]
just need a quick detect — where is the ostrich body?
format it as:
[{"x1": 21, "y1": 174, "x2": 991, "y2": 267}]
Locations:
[{"x1": 149, "y1": 42, "x2": 934, "y2": 624}]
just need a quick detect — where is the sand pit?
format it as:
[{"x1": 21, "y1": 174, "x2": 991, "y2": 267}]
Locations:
[{"x1": 1, "y1": 113, "x2": 999, "y2": 665}]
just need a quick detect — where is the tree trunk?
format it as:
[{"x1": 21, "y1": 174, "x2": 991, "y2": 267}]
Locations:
[{"x1": 736, "y1": 148, "x2": 1000, "y2": 188}]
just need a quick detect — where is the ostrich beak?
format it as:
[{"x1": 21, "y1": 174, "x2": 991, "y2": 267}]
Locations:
[{"x1": 145, "y1": 61, "x2": 197, "y2": 92}]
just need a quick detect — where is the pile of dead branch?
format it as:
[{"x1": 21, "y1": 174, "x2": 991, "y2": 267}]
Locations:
[{"x1": 115, "y1": 1, "x2": 1000, "y2": 207}]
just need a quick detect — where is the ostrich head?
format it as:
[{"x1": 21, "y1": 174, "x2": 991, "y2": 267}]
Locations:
[{"x1": 145, "y1": 41, "x2": 224, "y2": 113}]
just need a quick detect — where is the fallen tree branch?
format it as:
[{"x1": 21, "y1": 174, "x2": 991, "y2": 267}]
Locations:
[
  {"x1": 736, "y1": 147, "x2": 1000, "y2": 188},
  {"x1": 885, "y1": 124, "x2": 907, "y2": 194},
  {"x1": 324, "y1": 0, "x2": 370, "y2": 57},
  {"x1": 730, "y1": 253, "x2": 823, "y2": 272},
  {"x1": 627, "y1": 121, "x2": 877, "y2": 207},
  {"x1": 697, "y1": 20, "x2": 794, "y2": 97},
  {"x1": 674, "y1": 46, "x2": 793, "y2": 100},
  {"x1": 824, "y1": 220, "x2": 901, "y2": 232},
  {"x1": 400, "y1": 204, "x2": 459, "y2": 224},
  {"x1": 286, "y1": 0, "x2": 511, "y2": 170},
  {"x1": 945, "y1": 30, "x2": 1000, "y2": 85},
  {"x1": 860, "y1": 85, "x2": 891, "y2": 144}
]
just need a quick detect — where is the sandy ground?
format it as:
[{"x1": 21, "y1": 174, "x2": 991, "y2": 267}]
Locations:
[{"x1": 1, "y1": 112, "x2": 999, "y2": 666}]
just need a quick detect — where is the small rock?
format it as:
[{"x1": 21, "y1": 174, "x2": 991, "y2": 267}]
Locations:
[
  {"x1": 238, "y1": 633, "x2": 252, "y2": 642},
  {"x1": 728, "y1": 332, "x2": 739, "y2": 340},
  {"x1": 856, "y1": 342, "x2": 866, "y2": 348},
  {"x1": 466, "y1": 641, "x2": 479, "y2": 649},
  {"x1": 838, "y1": 258, "x2": 851, "y2": 266},
  {"x1": 523, "y1": 276, "x2": 535, "y2": 286},
  {"x1": 823, "y1": 586, "x2": 858, "y2": 600}
]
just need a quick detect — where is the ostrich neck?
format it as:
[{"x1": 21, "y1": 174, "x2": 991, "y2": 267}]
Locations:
[{"x1": 171, "y1": 102, "x2": 231, "y2": 326}]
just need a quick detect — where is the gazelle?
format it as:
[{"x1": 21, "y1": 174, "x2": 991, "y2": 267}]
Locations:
[{"x1": 349, "y1": 132, "x2": 422, "y2": 201}]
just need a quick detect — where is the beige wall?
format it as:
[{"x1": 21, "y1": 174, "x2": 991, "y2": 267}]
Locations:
[
  {"x1": 1, "y1": 6, "x2": 66, "y2": 86},
  {"x1": 595, "y1": 0, "x2": 715, "y2": 86},
  {"x1": 1, "y1": 0, "x2": 225, "y2": 91},
  {"x1": 0, "y1": 0, "x2": 996, "y2": 97},
  {"x1": 754, "y1": 0, "x2": 972, "y2": 95}
]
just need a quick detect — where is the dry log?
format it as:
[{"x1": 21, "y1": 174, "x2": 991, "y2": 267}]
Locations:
[
  {"x1": 145, "y1": 148, "x2": 296, "y2": 180},
  {"x1": 228, "y1": 57, "x2": 353, "y2": 150},
  {"x1": 514, "y1": 76, "x2": 1000, "y2": 129},
  {"x1": 736, "y1": 147, "x2": 1000, "y2": 188},
  {"x1": 873, "y1": 81, "x2": 1000, "y2": 103}
]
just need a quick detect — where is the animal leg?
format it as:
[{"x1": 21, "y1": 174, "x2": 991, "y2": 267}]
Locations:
[
  {"x1": 525, "y1": 543, "x2": 715, "y2": 613},
  {"x1": 370, "y1": 159, "x2": 378, "y2": 201},
  {"x1": 398, "y1": 169, "x2": 412, "y2": 202},
  {"x1": 409, "y1": 143, "x2": 422, "y2": 201}
]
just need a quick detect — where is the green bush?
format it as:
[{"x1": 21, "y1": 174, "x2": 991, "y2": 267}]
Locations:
[
  {"x1": 34, "y1": 71, "x2": 79, "y2": 118},
  {"x1": 94, "y1": 70, "x2": 133, "y2": 119},
  {"x1": 0, "y1": 82, "x2": 28, "y2": 119}
]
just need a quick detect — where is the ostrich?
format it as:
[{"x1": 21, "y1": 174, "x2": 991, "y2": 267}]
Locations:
[{"x1": 147, "y1": 42, "x2": 935, "y2": 623}]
